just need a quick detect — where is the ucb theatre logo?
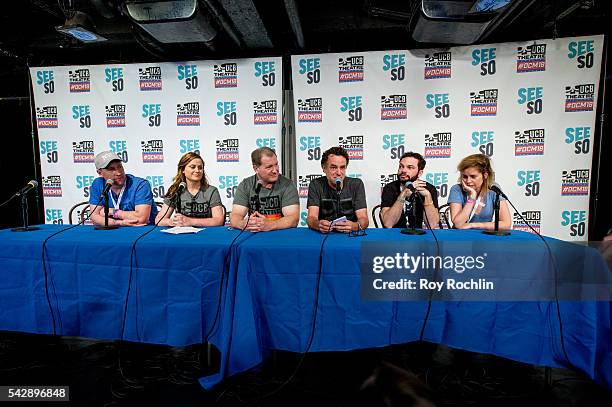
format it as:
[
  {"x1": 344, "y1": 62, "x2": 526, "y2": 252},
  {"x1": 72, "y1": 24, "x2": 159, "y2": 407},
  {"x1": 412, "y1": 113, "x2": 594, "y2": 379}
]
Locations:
[
  {"x1": 382, "y1": 53, "x2": 405, "y2": 81},
  {"x1": 470, "y1": 89, "x2": 498, "y2": 116},
  {"x1": 105, "y1": 104, "x2": 126, "y2": 128},
  {"x1": 141, "y1": 140, "x2": 164, "y2": 163},
  {"x1": 340, "y1": 96, "x2": 363, "y2": 121},
  {"x1": 36, "y1": 70, "x2": 55, "y2": 94},
  {"x1": 382, "y1": 134, "x2": 405, "y2": 160},
  {"x1": 561, "y1": 210, "x2": 587, "y2": 237},
  {"x1": 72, "y1": 140, "x2": 94, "y2": 163},
  {"x1": 561, "y1": 169, "x2": 589, "y2": 196},
  {"x1": 214, "y1": 63, "x2": 238, "y2": 88},
  {"x1": 565, "y1": 126, "x2": 591, "y2": 155},
  {"x1": 43, "y1": 176, "x2": 62, "y2": 197},
  {"x1": 46, "y1": 208, "x2": 64, "y2": 225},
  {"x1": 36, "y1": 106, "x2": 58, "y2": 129},
  {"x1": 253, "y1": 100, "x2": 277, "y2": 125},
  {"x1": 517, "y1": 43, "x2": 546, "y2": 73},
  {"x1": 338, "y1": 55, "x2": 364, "y2": 83},
  {"x1": 146, "y1": 176, "x2": 165, "y2": 199},
  {"x1": 217, "y1": 101, "x2": 237, "y2": 126},
  {"x1": 40, "y1": 140, "x2": 58, "y2": 164},
  {"x1": 513, "y1": 211, "x2": 541, "y2": 234},
  {"x1": 109, "y1": 140, "x2": 129, "y2": 162},
  {"x1": 179, "y1": 139, "x2": 201, "y2": 155},
  {"x1": 517, "y1": 170, "x2": 541, "y2": 196},
  {"x1": 514, "y1": 129, "x2": 544, "y2": 156},
  {"x1": 72, "y1": 105, "x2": 92, "y2": 128},
  {"x1": 426, "y1": 93, "x2": 450, "y2": 118},
  {"x1": 254, "y1": 61, "x2": 276, "y2": 86},
  {"x1": 298, "y1": 174, "x2": 321, "y2": 198},
  {"x1": 472, "y1": 47, "x2": 496, "y2": 76},
  {"x1": 219, "y1": 175, "x2": 240, "y2": 199},
  {"x1": 518, "y1": 87, "x2": 543, "y2": 114},
  {"x1": 104, "y1": 67, "x2": 124, "y2": 92},
  {"x1": 424, "y1": 132, "x2": 452, "y2": 159},
  {"x1": 565, "y1": 84, "x2": 594, "y2": 112},
  {"x1": 338, "y1": 135, "x2": 364, "y2": 160},
  {"x1": 380, "y1": 174, "x2": 398, "y2": 195},
  {"x1": 471, "y1": 131, "x2": 494, "y2": 157},
  {"x1": 380, "y1": 95, "x2": 407, "y2": 120},
  {"x1": 177, "y1": 64, "x2": 198, "y2": 89},
  {"x1": 68, "y1": 68, "x2": 91, "y2": 93},
  {"x1": 299, "y1": 136, "x2": 321, "y2": 161},
  {"x1": 216, "y1": 139, "x2": 239, "y2": 162},
  {"x1": 139, "y1": 66, "x2": 162, "y2": 91},
  {"x1": 176, "y1": 102, "x2": 200, "y2": 126},
  {"x1": 568, "y1": 39, "x2": 595, "y2": 68},
  {"x1": 75, "y1": 175, "x2": 95, "y2": 198},
  {"x1": 425, "y1": 173, "x2": 449, "y2": 198},
  {"x1": 142, "y1": 103, "x2": 162, "y2": 127},
  {"x1": 424, "y1": 52, "x2": 451, "y2": 79},
  {"x1": 297, "y1": 98, "x2": 322, "y2": 123}
]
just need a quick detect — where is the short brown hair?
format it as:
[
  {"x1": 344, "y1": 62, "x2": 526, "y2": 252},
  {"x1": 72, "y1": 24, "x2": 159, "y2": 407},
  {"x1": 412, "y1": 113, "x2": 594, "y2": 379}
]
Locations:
[
  {"x1": 399, "y1": 152, "x2": 426, "y2": 171},
  {"x1": 251, "y1": 147, "x2": 276, "y2": 166},
  {"x1": 321, "y1": 146, "x2": 349, "y2": 167}
]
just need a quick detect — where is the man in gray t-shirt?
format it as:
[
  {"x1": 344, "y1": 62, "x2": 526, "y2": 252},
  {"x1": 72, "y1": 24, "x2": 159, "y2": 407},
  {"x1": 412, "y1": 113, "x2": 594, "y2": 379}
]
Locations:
[
  {"x1": 306, "y1": 146, "x2": 369, "y2": 233},
  {"x1": 163, "y1": 185, "x2": 222, "y2": 218},
  {"x1": 230, "y1": 147, "x2": 299, "y2": 232}
]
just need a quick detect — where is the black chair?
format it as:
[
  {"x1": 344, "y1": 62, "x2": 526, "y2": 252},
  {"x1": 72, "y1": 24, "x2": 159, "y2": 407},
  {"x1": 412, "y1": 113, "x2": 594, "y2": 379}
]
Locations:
[
  {"x1": 372, "y1": 204, "x2": 383, "y2": 228},
  {"x1": 68, "y1": 201, "x2": 90, "y2": 225},
  {"x1": 438, "y1": 203, "x2": 453, "y2": 229}
]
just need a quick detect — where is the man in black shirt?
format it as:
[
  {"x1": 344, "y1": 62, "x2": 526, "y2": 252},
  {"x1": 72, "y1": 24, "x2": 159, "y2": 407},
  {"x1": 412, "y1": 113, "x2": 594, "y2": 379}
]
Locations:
[{"x1": 380, "y1": 152, "x2": 439, "y2": 229}]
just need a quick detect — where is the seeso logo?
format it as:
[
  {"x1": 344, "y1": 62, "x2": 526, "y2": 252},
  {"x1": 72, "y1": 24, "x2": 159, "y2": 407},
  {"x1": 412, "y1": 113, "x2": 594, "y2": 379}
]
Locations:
[
  {"x1": 69, "y1": 68, "x2": 91, "y2": 93},
  {"x1": 382, "y1": 134, "x2": 406, "y2": 160},
  {"x1": 424, "y1": 52, "x2": 451, "y2": 79},
  {"x1": 217, "y1": 101, "x2": 237, "y2": 126},
  {"x1": 518, "y1": 87, "x2": 543, "y2": 114},
  {"x1": 298, "y1": 58, "x2": 321, "y2": 84},
  {"x1": 216, "y1": 139, "x2": 239, "y2": 162},
  {"x1": 340, "y1": 96, "x2": 363, "y2": 122},
  {"x1": 36, "y1": 70, "x2": 55, "y2": 94},
  {"x1": 382, "y1": 53, "x2": 405, "y2": 81},
  {"x1": 338, "y1": 135, "x2": 364, "y2": 160},
  {"x1": 218, "y1": 175, "x2": 240, "y2": 199},
  {"x1": 72, "y1": 105, "x2": 92, "y2": 128},
  {"x1": 176, "y1": 102, "x2": 200, "y2": 126},
  {"x1": 565, "y1": 126, "x2": 591, "y2": 155},
  {"x1": 517, "y1": 43, "x2": 546, "y2": 72},
  {"x1": 214, "y1": 63, "x2": 238, "y2": 88},
  {"x1": 424, "y1": 132, "x2": 452, "y2": 159},
  {"x1": 380, "y1": 95, "x2": 407, "y2": 120},
  {"x1": 139, "y1": 66, "x2": 162, "y2": 91},
  {"x1": 470, "y1": 89, "x2": 498, "y2": 116},
  {"x1": 561, "y1": 210, "x2": 586, "y2": 237},
  {"x1": 104, "y1": 67, "x2": 124, "y2": 92},
  {"x1": 565, "y1": 84, "x2": 594, "y2": 112},
  {"x1": 179, "y1": 139, "x2": 201, "y2": 155},
  {"x1": 297, "y1": 98, "x2": 323, "y2": 122},
  {"x1": 254, "y1": 61, "x2": 276, "y2": 86},
  {"x1": 256, "y1": 138, "x2": 276, "y2": 149},
  {"x1": 46, "y1": 209, "x2": 64, "y2": 225},
  {"x1": 146, "y1": 175, "x2": 166, "y2": 199},
  {"x1": 513, "y1": 211, "x2": 541, "y2": 234},
  {"x1": 561, "y1": 169, "x2": 589, "y2": 196},
  {"x1": 299, "y1": 136, "x2": 321, "y2": 161},
  {"x1": 471, "y1": 131, "x2": 494, "y2": 157},
  {"x1": 43, "y1": 176, "x2": 62, "y2": 197},
  {"x1": 300, "y1": 210, "x2": 308, "y2": 226},
  {"x1": 517, "y1": 170, "x2": 541, "y2": 196},
  {"x1": 72, "y1": 140, "x2": 95, "y2": 163},
  {"x1": 75, "y1": 175, "x2": 95, "y2": 198},
  {"x1": 109, "y1": 140, "x2": 129, "y2": 162},
  {"x1": 426, "y1": 93, "x2": 450, "y2": 118},
  {"x1": 298, "y1": 174, "x2": 321, "y2": 198},
  {"x1": 425, "y1": 173, "x2": 449, "y2": 198},
  {"x1": 568, "y1": 40, "x2": 595, "y2": 69},
  {"x1": 472, "y1": 47, "x2": 496, "y2": 76},
  {"x1": 338, "y1": 55, "x2": 364, "y2": 83},
  {"x1": 141, "y1": 139, "x2": 164, "y2": 163},
  {"x1": 36, "y1": 106, "x2": 58, "y2": 129},
  {"x1": 39, "y1": 140, "x2": 58, "y2": 164},
  {"x1": 380, "y1": 174, "x2": 398, "y2": 195},
  {"x1": 514, "y1": 129, "x2": 544, "y2": 156},
  {"x1": 253, "y1": 100, "x2": 277, "y2": 125},
  {"x1": 105, "y1": 104, "x2": 126, "y2": 128},
  {"x1": 142, "y1": 103, "x2": 161, "y2": 127},
  {"x1": 177, "y1": 64, "x2": 198, "y2": 89}
]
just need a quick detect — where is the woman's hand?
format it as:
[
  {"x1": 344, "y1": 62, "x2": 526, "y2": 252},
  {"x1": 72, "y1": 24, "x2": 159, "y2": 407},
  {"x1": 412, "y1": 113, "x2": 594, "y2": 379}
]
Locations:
[{"x1": 461, "y1": 180, "x2": 477, "y2": 200}]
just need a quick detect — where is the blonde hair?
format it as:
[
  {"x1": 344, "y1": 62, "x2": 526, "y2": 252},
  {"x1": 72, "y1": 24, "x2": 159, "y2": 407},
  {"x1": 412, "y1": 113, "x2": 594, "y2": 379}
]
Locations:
[
  {"x1": 457, "y1": 154, "x2": 495, "y2": 195},
  {"x1": 165, "y1": 152, "x2": 208, "y2": 198}
]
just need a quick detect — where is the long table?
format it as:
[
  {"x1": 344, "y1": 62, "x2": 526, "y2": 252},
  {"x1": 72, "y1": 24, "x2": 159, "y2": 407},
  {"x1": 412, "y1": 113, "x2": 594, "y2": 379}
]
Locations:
[{"x1": 0, "y1": 225, "x2": 610, "y2": 390}]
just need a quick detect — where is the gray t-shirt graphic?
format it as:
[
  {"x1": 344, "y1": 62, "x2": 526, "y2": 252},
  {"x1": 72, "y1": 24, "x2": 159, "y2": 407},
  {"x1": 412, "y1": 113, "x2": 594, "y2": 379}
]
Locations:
[
  {"x1": 233, "y1": 175, "x2": 299, "y2": 220},
  {"x1": 164, "y1": 185, "x2": 222, "y2": 218}
]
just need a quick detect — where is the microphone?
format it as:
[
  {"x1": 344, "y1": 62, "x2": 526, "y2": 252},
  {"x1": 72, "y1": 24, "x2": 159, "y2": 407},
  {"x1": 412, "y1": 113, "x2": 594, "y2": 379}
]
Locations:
[
  {"x1": 255, "y1": 182, "x2": 263, "y2": 195},
  {"x1": 16, "y1": 180, "x2": 38, "y2": 196},
  {"x1": 489, "y1": 183, "x2": 507, "y2": 199},
  {"x1": 254, "y1": 181, "x2": 262, "y2": 213},
  {"x1": 177, "y1": 181, "x2": 187, "y2": 193},
  {"x1": 335, "y1": 178, "x2": 342, "y2": 192},
  {"x1": 404, "y1": 181, "x2": 416, "y2": 193},
  {"x1": 100, "y1": 179, "x2": 113, "y2": 197},
  {"x1": 175, "y1": 182, "x2": 186, "y2": 214}
]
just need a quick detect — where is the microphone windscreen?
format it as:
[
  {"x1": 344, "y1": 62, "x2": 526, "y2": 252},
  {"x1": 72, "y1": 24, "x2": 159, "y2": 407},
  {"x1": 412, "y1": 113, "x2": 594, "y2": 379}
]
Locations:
[
  {"x1": 30, "y1": 180, "x2": 39, "y2": 188},
  {"x1": 178, "y1": 181, "x2": 187, "y2": 190}
]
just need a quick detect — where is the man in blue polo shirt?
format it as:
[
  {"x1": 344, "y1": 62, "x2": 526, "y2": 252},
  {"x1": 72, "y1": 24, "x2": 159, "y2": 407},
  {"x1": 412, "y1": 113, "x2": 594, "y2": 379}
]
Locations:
[{"x1": 89, "y1": 151, "x2": 158, "y2": 226}]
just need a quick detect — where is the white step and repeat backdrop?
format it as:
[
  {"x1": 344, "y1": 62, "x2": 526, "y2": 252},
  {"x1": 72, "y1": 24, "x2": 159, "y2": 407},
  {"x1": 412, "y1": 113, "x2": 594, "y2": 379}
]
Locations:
[
  {"x1": 291, "y1": 35, "x2": 603, "y2": 241},
  {"x1": 31, "y1": 57, "x2": 282, "y2": 224}
]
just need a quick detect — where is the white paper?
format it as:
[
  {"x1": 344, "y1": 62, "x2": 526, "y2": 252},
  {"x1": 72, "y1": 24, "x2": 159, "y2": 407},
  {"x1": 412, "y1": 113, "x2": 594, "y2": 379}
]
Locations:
[{"x1": 160, "y1": 226, "x2": 204, "y2": 234}]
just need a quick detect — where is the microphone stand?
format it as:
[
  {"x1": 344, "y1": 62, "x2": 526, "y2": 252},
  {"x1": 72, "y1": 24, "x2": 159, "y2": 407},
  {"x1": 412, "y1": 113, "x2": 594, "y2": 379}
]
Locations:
[
  {"x1": 12, "y1": 192, "x2": 39, "y2": 232},
  {"x1": 483, "y1": 191, "x2": 510, "y2": 236},
  {"x1": 95, "y1": 190, "x2": 118, "y2": 230},
  {"x1": 401, "y1": 191, "x2": 425, "y2": 235}
]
